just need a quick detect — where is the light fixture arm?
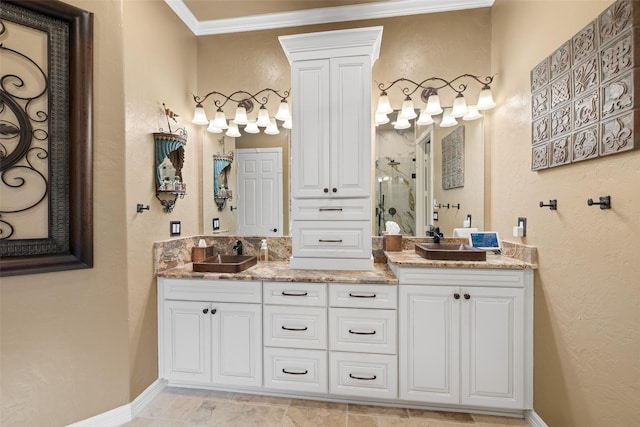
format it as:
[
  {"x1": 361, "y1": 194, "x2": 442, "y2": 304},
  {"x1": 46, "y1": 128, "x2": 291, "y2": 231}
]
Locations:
[
  {"x1": 193, "y1": 88, "x2": 290, "y2": 111},
  {"x1": 377, "y1": 74, "x2": 496, "y2": 98}
]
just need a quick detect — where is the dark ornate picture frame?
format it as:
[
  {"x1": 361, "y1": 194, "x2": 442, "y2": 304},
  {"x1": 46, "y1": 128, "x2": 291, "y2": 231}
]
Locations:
[{"x1": 0, "y1": 0, "x2": 93, "y2": 276}]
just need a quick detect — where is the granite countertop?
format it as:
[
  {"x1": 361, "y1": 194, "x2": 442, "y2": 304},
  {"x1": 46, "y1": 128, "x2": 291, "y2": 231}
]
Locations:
[
  {"x1": 157, "y1": 260, "x2": 399, "y2": 285},
  {"x1": 384, "y1": 250, "x2": 537, "y2": 269}
]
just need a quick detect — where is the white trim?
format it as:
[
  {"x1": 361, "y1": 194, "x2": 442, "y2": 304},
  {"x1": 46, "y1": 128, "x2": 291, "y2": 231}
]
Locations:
[
  {"x1": 66, "y1": 379, "x2": 166, "y2": 427},
  {"x1": 165, "y1": 0, "x2": 495, "y2": 36},
  {"x1": 526, "y1": 410, "x2": 550, "y2": 427}
]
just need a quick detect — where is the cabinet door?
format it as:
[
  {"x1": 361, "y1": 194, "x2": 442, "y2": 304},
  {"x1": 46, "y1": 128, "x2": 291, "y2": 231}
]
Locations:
[
  {"x1": 162, "y1": 300, "x2": 211, "y2": 384},
  {"x1": 291, "y1": 59, "x2": 330, "y2": 198},
  {"x1": 460, "y1": 287, "x2": 525, "y2": 409},
  {"x1": 211, "y1": 303, "x2": 262, "y2": 388},
  {"x1": 399, "y1": 285, "x2": 459, "y2": 404},
  {"x1": 330, "y1": 56, "x2": 371, "y2": 198}
]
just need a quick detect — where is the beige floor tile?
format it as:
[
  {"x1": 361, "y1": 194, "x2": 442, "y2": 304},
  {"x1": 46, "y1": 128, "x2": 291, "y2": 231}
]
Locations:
[
  {"x1": 407, "y1": 408, "x2": 474, "y2": 423},
  {"x1": 188, "y1": 401, "x2": 286, "y2": 426},
  {"x1": 347, "y1": 414, "x2": 380, "y2": 427},
  {"x1": 289, "y1": 398, "x2": 348, "y2": 411},
  {"x1": 284, "y1": 405, "x2": 347, "y2": 427},
  {"x1": 138, "y1": 393, "x2": 203, "y2": 421},
  {"x1": 120, "y1": 417, "x2": 187, "y2": 426},
  {"x1": 232, "y1": 393, "x2": 291, "y2": 406},
  {"x1": 472, "y1": 414, "x2": 529, "y2": 426},
  {"x1": 348, "y1": 404, "x2": 409, "y2": 418}
]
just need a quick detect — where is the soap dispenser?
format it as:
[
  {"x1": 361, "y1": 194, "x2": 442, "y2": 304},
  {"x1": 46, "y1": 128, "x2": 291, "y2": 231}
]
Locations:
[{"x1": 259, "y1": 239, "x2": 269, "y2": 262}]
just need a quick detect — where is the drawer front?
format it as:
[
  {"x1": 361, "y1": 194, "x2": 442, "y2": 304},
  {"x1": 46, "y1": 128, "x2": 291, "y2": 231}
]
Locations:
[
  {"x1": 329, "y1": 283, "x2": 397, "y2": 309},
  {"x1": 329, "y1": 308, "x2": 397, "y2": 354},
  {"x1": 329, "y1": 352, "x2": 397, "y2": 399},
  {"x1": 292, "y1": 221, "x2": 371, "y2": 259},
  {"x1": 291, "y1": 198, "x2": 370, "y2": 221},
  {"x1": 263, "y1": 282, "x2": 327, "y2": 306},
  {"x1": 161, "y1": 278, "x2": 262, "y2": 303},
  {"x1": 264, "y1": 347, "x2": 328, "y2": 394},
  {"x1": 264, "y1": 305, "x2": 327, "y2": 349}
]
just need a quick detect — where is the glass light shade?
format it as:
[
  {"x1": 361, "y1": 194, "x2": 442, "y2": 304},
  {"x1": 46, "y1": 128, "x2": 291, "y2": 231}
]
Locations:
[
  {"x1": 192, "y1": 105, "x2": 208, "y2": 125},
  {"x1": 462, "y1": 105, "x2": 483, "y2": 121},
  {"x1": 440, "y1": 109, "x2": 458, "y2": 128},
  {"x1": 375, "y1": 112, "x2": 390, "y2": 125},
  {"x1": 206, "y1": 121, "x2": 223, "y2": 133},
  {"x1": 425, "y1": 93, "x2": 443, "y2": 115},
  {"x1": 399, "y1": 97, "x2": 417, "y2": 120},
  {"x1": 233, "y1": 106, "x2": 248, "y2": 125},
  {"x1": 225, "y1": 122, "x2": 241, "y2": 137},
  {"x1": 416, "y1": 110, "x2": 434, "y2": 126},
  {"x1": 476, "y1": 86, "x2": 496, "y2": 110},
  {"x1": 450, "y1": 94, "x2": 468, "y2": 118},
  {"x1": 376, "y1": 93, "x2": 393, "y2": 115},
  {"x1": 256, "y1": 107, "x2": 271, "y2": 127},
  {"x1": 282, "y1": 116, "x2": 292, "y2": 129},
  {"x1": 244, "y1": 120, "x2": 260, "y2": 134},
  {"x1": 393, "y1": 117, "x2": 411, "y2": 130},
  {"x1": 275, "y1": 101, "x2": 290, "y2": 121},
  {"x1": 212, "y1": 110, "x2": 228, "y2": 129},
  {"x1": 265, "y1": 118, "x2": 280, "y2": 135}
]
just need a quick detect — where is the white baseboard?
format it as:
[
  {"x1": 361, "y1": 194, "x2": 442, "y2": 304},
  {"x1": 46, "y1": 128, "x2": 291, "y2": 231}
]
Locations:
[
  {"x1": 526, "y1": 410, "x2": 549, "y2": 427},
  {"x1": 67, "y1": 379, "x2": 166, "y2": 427}
]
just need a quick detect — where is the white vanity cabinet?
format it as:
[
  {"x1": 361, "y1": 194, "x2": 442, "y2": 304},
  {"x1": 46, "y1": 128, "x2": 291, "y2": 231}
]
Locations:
[
  {"x1": 328, "y1": 283, "x2": 398, "y2": 400},
  {"x1": 395, "y1": 267, "x2": 533, "y2": 411},
  {"x1": 280, "y1": 27, "x2": 383, "y2": 271},
  {"x1": 158, "y1": 278, "x2": 262, "y2": 389},
  {"x1": 262, "y1": 282, "x2": 328, "y2": 394}
]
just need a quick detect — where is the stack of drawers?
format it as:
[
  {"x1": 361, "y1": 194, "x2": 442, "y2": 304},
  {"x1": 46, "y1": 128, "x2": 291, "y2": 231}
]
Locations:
[
  {"x1": 263, "y1": 281, "x2": 328, "y2": 394},
  {"x1": 328, "y1": 283, "x2": 398, "y2": 399}
]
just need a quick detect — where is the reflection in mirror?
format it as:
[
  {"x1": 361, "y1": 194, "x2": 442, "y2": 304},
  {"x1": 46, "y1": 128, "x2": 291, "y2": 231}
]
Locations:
[{"x1": 375, "y1": 112, "x2": 484, "y2": 237}]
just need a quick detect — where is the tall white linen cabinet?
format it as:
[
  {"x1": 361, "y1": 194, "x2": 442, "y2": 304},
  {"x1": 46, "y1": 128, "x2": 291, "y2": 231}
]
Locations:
[{"x1": 280, "y1": 27, "x2": 383, "y2": 271}]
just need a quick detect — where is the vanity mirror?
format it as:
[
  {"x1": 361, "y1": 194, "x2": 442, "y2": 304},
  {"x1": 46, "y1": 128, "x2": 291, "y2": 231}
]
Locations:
[{"x1": 375, "y1": 113, "x2": 485, "y2": 238}]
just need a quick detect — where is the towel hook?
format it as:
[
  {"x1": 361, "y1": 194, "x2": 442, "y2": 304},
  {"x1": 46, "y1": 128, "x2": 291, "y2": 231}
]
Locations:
[
  {"x1": 539, "y1": 199, "x2": 557, "y2": 210},
  {"x1": 587, "y1": 195, "x2": 611, "y2": 210}
]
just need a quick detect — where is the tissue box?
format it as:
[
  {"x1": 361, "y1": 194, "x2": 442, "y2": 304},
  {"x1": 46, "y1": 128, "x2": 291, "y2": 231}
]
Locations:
[
  {"x1": 191, "y1": 245, "x2": 214, "y2": 262},
  {"x1": 383, "y1": 235, "x2": 402, "y2": 251}
]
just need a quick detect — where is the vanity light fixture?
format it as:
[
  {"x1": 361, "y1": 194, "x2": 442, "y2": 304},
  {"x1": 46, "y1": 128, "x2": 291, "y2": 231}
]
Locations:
[
  {"x1": 192, "y1": 88, "x2": 291, "y2": 136},
  {"x1": 375, "y1": 74, "x2": 496, "y2": 128}
]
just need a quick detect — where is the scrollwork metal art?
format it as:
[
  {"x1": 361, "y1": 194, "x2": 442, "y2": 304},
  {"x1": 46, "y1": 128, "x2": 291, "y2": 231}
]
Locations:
[{"x1": 0, "y1": 18, "x2": 50, "y2": 241}]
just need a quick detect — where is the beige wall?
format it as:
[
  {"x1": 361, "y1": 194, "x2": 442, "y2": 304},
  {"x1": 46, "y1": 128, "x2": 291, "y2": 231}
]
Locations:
[
  {"x1": 1, "y1": 0, "x2": 199, "y2": 425},
  {"x1": 491, "y1": 1, "x2": 640, "y2": 426}
]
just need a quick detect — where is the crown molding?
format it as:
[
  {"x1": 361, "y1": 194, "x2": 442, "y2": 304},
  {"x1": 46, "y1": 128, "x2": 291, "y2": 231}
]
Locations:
[{"x1": 164, "y1": 0, "x2": 495, "y2": 36}]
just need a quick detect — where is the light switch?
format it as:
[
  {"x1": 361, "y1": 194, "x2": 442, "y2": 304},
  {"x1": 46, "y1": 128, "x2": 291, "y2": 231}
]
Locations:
[{"x1": 170, "y1": 221, "x2": 181, "y2": 236}]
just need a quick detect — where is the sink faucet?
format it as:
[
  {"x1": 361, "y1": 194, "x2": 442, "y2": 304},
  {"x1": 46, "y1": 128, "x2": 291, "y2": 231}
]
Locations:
[
  {"x1": 432, "y1": 227, "x2": 443, "y2": 244},
  {"x1": 232, "y1": 240, "x2": 243, "y2": 255}
]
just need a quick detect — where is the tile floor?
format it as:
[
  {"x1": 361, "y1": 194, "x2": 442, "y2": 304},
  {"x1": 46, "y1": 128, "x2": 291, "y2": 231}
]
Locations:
[{"x1": 123, "y1": 387, "x2": 530, "y2": 427}]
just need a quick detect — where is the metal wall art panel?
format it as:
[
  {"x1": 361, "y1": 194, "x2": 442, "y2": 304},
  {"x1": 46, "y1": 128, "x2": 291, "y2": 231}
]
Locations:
[{"x1": 530, "y1": 0, "x2": 640, "y2": 170}]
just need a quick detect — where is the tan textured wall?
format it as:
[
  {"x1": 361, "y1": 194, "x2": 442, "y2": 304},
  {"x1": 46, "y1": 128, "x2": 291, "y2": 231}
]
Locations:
[
  {"x1": 491, "y1": 1, "x2": 640, "y2": 426},
  {"x1": 196, "y1": 9, "x2": 492, "y2": 235},
  {"x1": 122, "y1": 0, "x2": 199, "y2": 399},
  {"x1": 1, "y1": 1, "x2": 130, "y2": 425}
]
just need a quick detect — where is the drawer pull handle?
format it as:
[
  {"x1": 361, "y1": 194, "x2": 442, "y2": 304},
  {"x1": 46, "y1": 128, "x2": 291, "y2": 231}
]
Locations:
[
  {"x1": 319, "y1": 208, "x2": 343, "y2": 212},
  {"x1": 348, "y1": 293, "x2": 376, "y2": 298},
  {"x1": 349, "y1": 329, "x2": 376, "y2": 335},
  {"x1": 349, "y1": 373, "x2": 377, "y2": 381},
  {"x1": 281, "y1": 291, "x2": 308, "y2": 297},
  {"x1": 283, "y1": 368, "x2": 308, "y2": 375},
  {"x1": 282, "y1": 325, "x2": 308, "y2": 331},
  {"x1": 318, "y1": 239, "x2": 342, "y2": 243}
]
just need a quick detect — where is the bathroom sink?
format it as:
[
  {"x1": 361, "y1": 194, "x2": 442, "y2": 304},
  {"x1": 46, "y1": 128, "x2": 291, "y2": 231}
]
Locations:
[
  {"x1": 193, "y1": 254, "x2": 258, "y2": 273},
  {"x1": 414, "y1": 242, "x2": 486, "y2": 261}
]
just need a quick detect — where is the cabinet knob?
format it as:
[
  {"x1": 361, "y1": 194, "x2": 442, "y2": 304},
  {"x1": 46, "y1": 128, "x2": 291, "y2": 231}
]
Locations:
[
  {"x1": 454, "y1": 293, "x2": 460, "y2": 300},
  {"x1": 323, "y1": 188, "x2": 329, "y2": 193},
  {"x1": 271, "y1": 228, "x2": 278, "y2": 232},
  {"x1": 202, "y1": 308, "x2": 209, "y2": 314},
  {"x1": 332, "y1": 188, "x2": 337, "y2": 193},
  {"x1": 211, "y1": 308, "x2": 217, "y2": 315},
  {"x1": 464, "y1": 293, "x2": 470, "y2": 300}
]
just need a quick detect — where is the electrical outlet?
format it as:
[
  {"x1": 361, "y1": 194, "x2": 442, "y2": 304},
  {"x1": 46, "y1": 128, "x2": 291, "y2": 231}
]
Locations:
[{"x1": 170, "y1": 221, "x2": 181, "y2": 236}]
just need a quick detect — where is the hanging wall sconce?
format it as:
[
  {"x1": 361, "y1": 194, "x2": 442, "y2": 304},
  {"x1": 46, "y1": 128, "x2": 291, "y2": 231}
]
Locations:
[
  {"x1": 375, "y1": 74, "x2": 496, "y2": 129},
  {"x1": 192, "y1": 88, "x2": 291, "y2": 136}
]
